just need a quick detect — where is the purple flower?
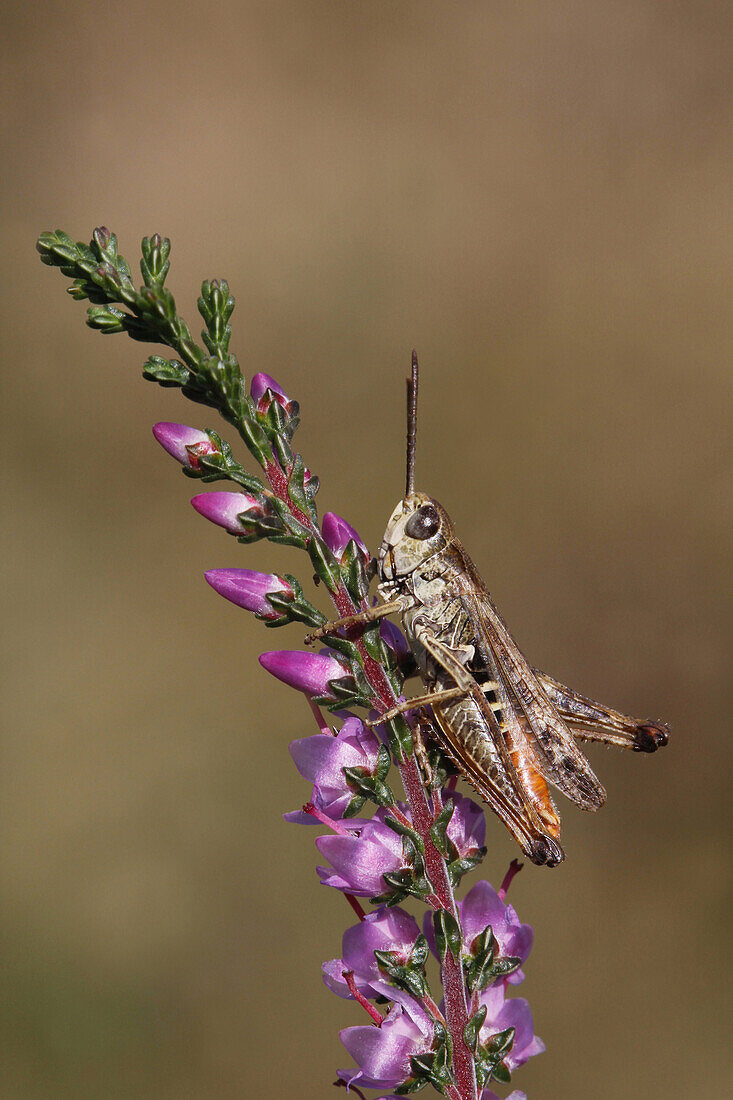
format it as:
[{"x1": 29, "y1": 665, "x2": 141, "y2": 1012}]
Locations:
[
  {"x1": 424, "y1": 878, "x2": 533, "y2": 985},
  {"x1": 322, "y1": 906, "x2": 422, "y2": 1002},
  {"x1": 250, "y1": 371, "x2": 295, "y2": 413},
  {"x1": 338, "y1": 1001, "x2": 433, "y2": 1092},
  {"x1": 152, "y1": 422, "x2": 218, "y2": 469},
  {"x1": 444, "y1": 792, "x2": 486, "y2": 857},
  {"x1": 285, "y1": 716, "x2": 381, "y2": 823},
  {"x1": 477, "y1": 983, "x2": 545, "y2": 1071},
  {"x1": 379, "y1": 618, "x2": 412, "y2": 668},
  {"x1": 316, "y1": 808, "x2": 406, "y2": 897},
  {"x1": 321, "y1": 511, "x2": 369, "y2": 561},
  {"x1": 315, "y1": 794, "x2": 483, "y2": 898},
  {"x1": 481, "y1": 1091, "x2": 527, "y2": 1100},
  {"x1": 259, "y1": 648, "x2": 350, "y2": 699},
  {"x1": 191, "y1": 491, "x2": 264, "y2": 535},
  {"x1": 204, "y1": 568, "x2": 293, "y2": 620},
  {"x1": 462, "y1": 880, "x2": 533, "y2": 983}
]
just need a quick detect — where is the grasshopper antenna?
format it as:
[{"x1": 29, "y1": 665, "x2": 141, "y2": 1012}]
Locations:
[{"x1": 406, "y1": 349, "x2": 419, "y2": 497}]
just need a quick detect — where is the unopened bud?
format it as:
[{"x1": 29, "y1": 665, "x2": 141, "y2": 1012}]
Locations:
[
  {"x1": 153, "y1": 422, "x2": 218, "y2": 470},
  {"x1": 204, "y1": 568, "x2": 294, "y2": 619},
  {"x1": 191, "y1": 491, "x2": 264, "y2": 535},
  {"x1": 321, "y1": 512, "x2": 369, "y2": 562}
]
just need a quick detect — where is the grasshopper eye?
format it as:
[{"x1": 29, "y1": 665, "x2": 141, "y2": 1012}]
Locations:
[{"x1": 405, "y1": 504, "x2": 440, "y2": 540}]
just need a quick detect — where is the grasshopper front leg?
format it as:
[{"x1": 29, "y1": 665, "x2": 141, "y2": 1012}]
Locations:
[
  {"x1": 365, "y1": 684, "x2": 471, "y2": 726},
  {"x1": 304, "y1": 598, "x2": 410, "y2": 645}
]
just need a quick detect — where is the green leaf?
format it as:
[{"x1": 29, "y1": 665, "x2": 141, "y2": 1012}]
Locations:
[
  {"x1": 341, "y1": 766, "x2": 395, "y2": 808},
  {"x1": 381, "y1": 868, "x2": 431, "y2": 902},
  {"x1": 447, "y1": 846, "x2": 486, "y2": 887},
  {"x1": 410, "y1": 933, "x2": 430, "y2": 970},
  {"x1": 382, "y1": 713, "x2": 413, "y2": 762},
  {"x1": 236, "y1": 412, "x2": 271, "y2": 466},
  {"x1": 361, "y1": 619, "x2": 383, "y2": 662},
  {"x1": 463, "y1": 1005, "x2": 487, "y2": 1052},
  {"x1": 342, "y1": 794, "x2": 367, "y2": 819},
  {"x1": 322, "y1": 678, "x2": 371, "y2": 712},
  {"x1": 484, "y1": 1025, "x2": 515, "y2": 1059},
  {"x1": 408, "y1": 1048, "x2": 453, "y2": 1094},
  {"x1": 373, "y1": 951, "x2": 427, "y2": 1000},
  {"x1": 464, "y1": 925, "x2": 500, "y2": 993},
  {"x1": 140, "y1": 234, "x2": 171, "y2": 288},
  {"x1": 375, "y1": 743, "x2": 391, "y2": 783},
  {"x1": 86, "y1": 305, "x2": 127, "y2": 334},
  {"x1": 287, "y1": 454, "x2": 318, "y2": 524},
  {"x1": 489, "y1": 955, "x2": 522, "y2": 980},
  {"x1": 490, "y1": 1060, "x2": 511, "y2": 1084},
  {"x1": 370, "y1": 885, "x2": 409, "y2": 907},
  {"x1": 432, "y1": 909, "x2": 462, "y2": 964},
  {"x1": 198, "y1": 278, "x2": 235, "y2": 359},
  {"x1": 341, "y1": 539, "x2": 370, "y2": 604},
  {"x1": 429, "y1": 799, "x2": 455, "y2": 857},
  {"x1": 393, "y1": 1076, "x2": 429, "y2": 1094},
  {"x1": 307, "y1": 536, "x2": 339, "y2": 591},
  {"x1": 383, "y1": 813, "x2": 424, "y2": 853}
]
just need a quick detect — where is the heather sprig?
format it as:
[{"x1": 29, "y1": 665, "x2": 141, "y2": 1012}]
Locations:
[{"x1": 37, "y1": 228, "x2": 544, "y2": 1099}]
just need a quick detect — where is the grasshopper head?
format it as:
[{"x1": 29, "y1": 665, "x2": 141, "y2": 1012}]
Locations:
[{"x1": 378, "y1": 491, "x2": 453, "y2": 582}]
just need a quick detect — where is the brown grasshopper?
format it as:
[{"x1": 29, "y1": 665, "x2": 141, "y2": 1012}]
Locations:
[{"x1": 307, "y1": 354, "x2": 668, "y2": 866}]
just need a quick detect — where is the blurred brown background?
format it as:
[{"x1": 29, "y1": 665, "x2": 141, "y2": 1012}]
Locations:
[{"x1": 2, "y1": 2, "x2": 731, "y2": 1097}]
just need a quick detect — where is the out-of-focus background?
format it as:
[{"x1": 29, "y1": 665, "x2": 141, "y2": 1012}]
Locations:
[{"x1": 2, "y1": 2, "x2": 731, "y2": 1097}]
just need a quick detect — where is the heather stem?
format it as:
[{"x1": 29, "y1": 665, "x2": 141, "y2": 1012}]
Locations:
[
  {"x1": 498, "y1": 858, "x2": 523, "y2": 901},
  {"x1": 344, "y1": 893, "x2": 367, "y2": 921},
  {"x1": 263, "y1": 448, "x2": 478, "y2": 1100},
  {"x1": 399, "y1": 755, "x2": 478, "y2": 1100},
  {"x1": 308, "y1": 698, "x2": 333, "y2": 736}
]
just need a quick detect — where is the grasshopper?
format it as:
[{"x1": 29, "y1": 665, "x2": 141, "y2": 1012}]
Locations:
[{"x1": 307, "y1": 354, "x2": 668, "y2": 866}]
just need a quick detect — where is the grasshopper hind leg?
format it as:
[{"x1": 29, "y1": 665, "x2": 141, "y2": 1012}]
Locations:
[
  {"x1": 412, "y1": 712, "x2": 435, "y2": 788},
  {"x1": 528, "y1": 834, "x2": 564, "y2": 868}
]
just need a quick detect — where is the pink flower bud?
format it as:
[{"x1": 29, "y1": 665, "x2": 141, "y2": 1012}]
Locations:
[
  {"x1": 379, "y1": 619, "x2": 411, "y2": 666},
  {"x1": 190, "y1": 491, "x2": 263, "y2": 535},
  {"x1": 259, "y1": 649, "x2": 350, "y2": 698},
  {"x1": 152, "y1": 423, "x2": 218, "y2": 469},
  {"x1": 204, "y1": 569, "x2": 293, "y2": 619},
  {"x1": 321, "y1": 512, "x2": 369, "y2": 561},
  {"x1": 251, "y1": 372, "x2": 295, "y2": 414}
]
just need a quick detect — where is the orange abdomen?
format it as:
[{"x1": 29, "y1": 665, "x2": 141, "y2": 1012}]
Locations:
[{"x1": 507, "y1": 732, "x2": 561, "y2": 841}]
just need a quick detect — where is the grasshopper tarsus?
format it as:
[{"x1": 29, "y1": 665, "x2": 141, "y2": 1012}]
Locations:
[{"x1": 304, "y1": 599, "x2": 405, "y2": 647}]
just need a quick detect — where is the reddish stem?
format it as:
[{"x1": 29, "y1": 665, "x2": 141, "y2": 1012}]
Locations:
[
  {"x1": 388, "y1": 805, "x2": 413, "y2": 831},
  {"x1": 344, "y1": 893, "x2": 367, "y2": 921},
  {"x1": 265, "y1": 468, "x2": 478, "y2": 1100},
  {"x1": 422, "y1": 992, "x2": 446, "y2": 1025},
  {"x1": 342, "y1": 971, "x2": 384, "y2": 1025},
  {"x1": 498, "y1": 858, "x2": 523, "y2": 901},
  {"x1": 308, "y1": 697, "x2": 333, "y2": 736},
  {"x1": 400, "y1": 755, "x2": 477, "y2": 1100}
]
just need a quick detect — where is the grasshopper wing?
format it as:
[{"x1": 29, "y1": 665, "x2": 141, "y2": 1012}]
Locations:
[
  {"x1": 532, "y1": 670, "x2": 670, "y2": 753},
  {"x1": 455, "y1": 554, "x2": 606, "y2": 811}
]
